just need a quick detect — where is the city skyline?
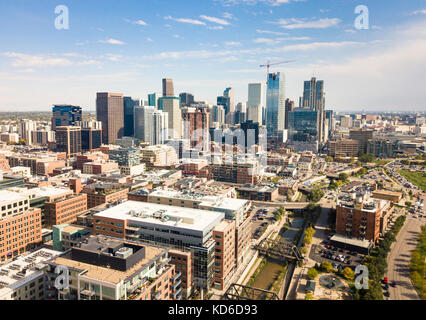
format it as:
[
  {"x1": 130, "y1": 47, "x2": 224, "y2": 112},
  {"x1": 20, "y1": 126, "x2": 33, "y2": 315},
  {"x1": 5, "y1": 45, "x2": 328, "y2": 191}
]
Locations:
[{"x1": 0, "y1": 0, "x2": 425, "y2": 112}]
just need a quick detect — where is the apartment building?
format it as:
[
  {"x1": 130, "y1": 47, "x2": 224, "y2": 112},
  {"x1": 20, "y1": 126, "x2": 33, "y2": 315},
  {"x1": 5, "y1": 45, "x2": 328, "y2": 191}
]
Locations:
[
  {"x1": 336, "y1": 192, "x2": 392, "y2": 243},
  {"x1": 92, "y1": 201, "x2": 224, "y2": 290},
  {"x1": 45, "y1": 193, "x2": 87, "y2": 227},
  {"x1": 7, "y1": 153, "x2": 66, "y2": 176},
  {"x1": 82, "y1": 183, "x2": 129, "y2": 209},
  {"x1": 45, "y1": 235, "x2": 180, "y2": 300},
  {"x1": 328, "y1": 139, "x2": 359, "y2": 157},
  {"x1": 0, "y1": 248, "x2": 62, "y2": 300},
  {"x1": 207, "y1": 160, "x2": 260, "y2": 185},
  {"x1": 52, "y1": 224, "x2": 91, "y2": 252},
  {"x1": 213, "y1": 219, "x2": 236, "y2": 290},
  {"x1": 82, "y1": 161, "x2": 119, "y2": 175},
  {"x1": 0, "y1": 190, "x2": 42, "y2": 262}
]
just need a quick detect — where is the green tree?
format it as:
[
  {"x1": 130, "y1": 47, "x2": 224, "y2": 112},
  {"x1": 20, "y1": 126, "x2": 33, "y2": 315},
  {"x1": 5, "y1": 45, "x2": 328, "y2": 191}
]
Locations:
[
  {"x1": 321, "y1": 261, "x2": 334, "y2": 273},
  {"x1": 305, "y1": 293, "x2": 314, "y2": 300},
  {"x1": 307, "y1": 268, "x2": 318, "y2": 280},
  {"x1": 338, "y1": 173, "x2": 349, "y2": 182},
  {"x1": 325, "y1": 156, "x2": 333, "y2": 162},
  {"x1": 308, "y1": 187, "x2": 324, "y2": 202},
  {"x1": 342, "y1": 267, "x2": 355, "y2": 280}
]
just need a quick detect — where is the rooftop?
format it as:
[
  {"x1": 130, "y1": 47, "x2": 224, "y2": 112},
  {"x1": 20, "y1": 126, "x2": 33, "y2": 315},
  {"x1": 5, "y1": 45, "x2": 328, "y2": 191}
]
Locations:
[
  {"x1": 94, "y1": 200, "x2": 224, "y2": 233},
  {"x1": 0, "y1": 190, "x2": 28, "y2": 203},
  {"x1": 50, "y1": 238, "x2": 165, "y2": 284},
  {"x1": 0, "y1": 248, "x2": 62, "y2": 297}
]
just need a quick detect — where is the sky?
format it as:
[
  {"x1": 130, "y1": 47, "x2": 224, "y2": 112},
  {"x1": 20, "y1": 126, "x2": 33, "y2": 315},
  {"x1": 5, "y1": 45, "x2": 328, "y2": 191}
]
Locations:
[{"x1": 0, "y1": 0, "x2": 426, "y2": 112}]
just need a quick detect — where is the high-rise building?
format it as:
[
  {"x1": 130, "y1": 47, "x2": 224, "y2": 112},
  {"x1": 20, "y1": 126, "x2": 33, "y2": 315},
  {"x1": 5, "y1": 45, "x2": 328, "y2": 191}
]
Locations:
[
  {"x1": 134, "y1": 106, "x2": 168, "y2": 145},
  {"x1": 349, "y1": 129, "x2": 374, "y2": 154},
  {"x1": 217, "y1": 87, "x2": 235, "y2": 117},
  {"x1": 55, "y1": 126, "x2": 82, "y2": 157},
  {"x1": 18, "y1": 120, "x2": 37, "y2": 145},
  {"x1": 162, "y1": 78, "x2": 174, "y2": 97},
  {"x1": 284, "y1": 98, "x2": 295, "y2": 129},
  {"x1": 51, "y1": 105, "x2": 82, "y2": 131},
  {"x1": 223, "y1": 87, "x2": 235, "y2": 114},
  {"x1": 247, "y1": 83, "x2": 263, "y2": 125},
  {"x1": 288, "y1": 109, "x2": 319, "y2": 152},
  {"x1": 148, "y1": 92, "x2": 161, "y2": 108},
  {"x1": 123, "y1": 97, "x2": 140, "y2": 137},
  {"x1": 179, "y1": 92, "x2": 195, "y2": 107},
  {"x1": 266, "y1": 72, "x2": 285, "y2": 141},
  {"x1": 109, "y1": 148, "x2": 140, "y2": 167},
  {"x1": 302, "y1": 77, "x2": 325, "y2": 142},
  {"x1": 76, "y1": 121, "x2": 103, "y2": 152},
  {"x1": 211, "y1": 105, "x2": 225, "y2": 125},
  {"x1": 182, "y1": 107, "x2": 210, "y2": 150},
  {"x1": 96, "y1": 92, "x2": 124, "y2": 144},
  {"x1": 160, "y1": 97, "x2": 182, "y2": 139}
]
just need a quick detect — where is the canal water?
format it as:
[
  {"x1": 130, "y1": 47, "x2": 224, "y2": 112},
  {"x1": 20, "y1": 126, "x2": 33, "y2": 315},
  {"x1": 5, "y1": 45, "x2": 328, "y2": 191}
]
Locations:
[{"x1": 251, "y1": 217, "x2": 304, "y2": 291}]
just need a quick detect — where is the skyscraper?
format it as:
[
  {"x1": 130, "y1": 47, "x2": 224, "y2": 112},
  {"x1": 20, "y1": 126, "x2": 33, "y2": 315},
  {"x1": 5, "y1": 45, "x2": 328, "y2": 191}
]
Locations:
[
  {"x1": 51, "y1": 105, "x2": 82, "y2": 131},
  {"x1": 287, "y1": 109, "x2": 319, "y2": 152},
  {"x1": 266, "y1": 72, "x2": 285, "y2": 141},
  {"x1": 159, "y1": 97, "x2": 182, "y2": 139},
  {"x1": 135, "y1": 106, "x2": 168, "y2": 146},
  {"x1": 302, "y1": 77, "x2": 325, "y2": 143},
  {"x1": 96, "y1": 92, "x2": 124, "y2": 144},
  {"x1": 162, "y1": 78, "x2": 174, "y2": 97},
  {"x1": 247, "y1": 83, "x2": 263, "y2": 125},
  {"x1": 223, "y1": 87, "x2": 235, "y2": 114},
  {"x1": 179, "y1": 93, "x2": 195, "y2": 107},
  {"x1": 284, "y1": 98, "x2": 295, "y2": 129},
  {"x1": 55, "y1": 126, "x2": 82, "y2": 157},
  {"x1": 211, "y1": 105, "x2": 225, "y2": 124},
  {"x1": 77, "y1": 121, "x2": 102, "y2": 152},
  {"x1": 123, "y1": 97, "x2": 140, "y2": 137},
  {"x1": 148, "y1": 92, "x2": 162, "y2": 108},
  {"x1": 182, "y1": 107, "x2": 210, "y2": 150}
]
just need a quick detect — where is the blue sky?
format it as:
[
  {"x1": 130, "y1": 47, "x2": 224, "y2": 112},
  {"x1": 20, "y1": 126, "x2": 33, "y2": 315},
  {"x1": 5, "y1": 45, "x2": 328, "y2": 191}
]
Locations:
[{"x1": 0, "y1": 0, "x2": 425, "y2": 112}]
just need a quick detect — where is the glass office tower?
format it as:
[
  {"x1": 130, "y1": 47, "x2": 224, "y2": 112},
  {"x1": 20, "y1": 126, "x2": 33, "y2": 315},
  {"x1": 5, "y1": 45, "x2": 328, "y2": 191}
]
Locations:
[{"x1": 266, "y1": 72, "x2": 285, "y2": 141}]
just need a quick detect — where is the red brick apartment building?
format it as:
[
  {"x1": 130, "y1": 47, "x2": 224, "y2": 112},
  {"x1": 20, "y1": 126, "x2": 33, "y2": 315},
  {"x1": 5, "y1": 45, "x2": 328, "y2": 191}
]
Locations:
[
  {"x1": 336, "y1": 194, "x2": 392, "y2": 243},
  {"x1": 45, "y1": 193, "x2": 87, "y2": 227},
  {"x1": 213, "y1": 219, "x2": 236, "y2": 290},
  {"x1": 0, "y1": 190, "x2": 42, "y2": 262},
  {"x1": 82, "y1": 183, "x2": 128, "y2": 209}
]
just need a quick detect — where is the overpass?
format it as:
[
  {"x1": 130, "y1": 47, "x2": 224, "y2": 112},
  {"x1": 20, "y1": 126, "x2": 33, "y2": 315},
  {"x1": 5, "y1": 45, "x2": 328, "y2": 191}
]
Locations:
[{"x1": 252, "y1": 201, "x2": 310, "y2": 210}]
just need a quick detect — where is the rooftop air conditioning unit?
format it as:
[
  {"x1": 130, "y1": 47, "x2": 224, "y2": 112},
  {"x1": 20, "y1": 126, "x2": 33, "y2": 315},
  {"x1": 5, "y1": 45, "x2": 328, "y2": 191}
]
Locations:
[{"x1": 115, "y1": 247, "x2": 133, "y2": 259}]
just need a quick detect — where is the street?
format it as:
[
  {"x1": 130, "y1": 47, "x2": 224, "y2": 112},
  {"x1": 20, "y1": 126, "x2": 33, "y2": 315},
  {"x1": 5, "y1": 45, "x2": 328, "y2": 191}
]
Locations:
[{"x1": 387, "y1": 215, "x2": 424, "y2": 300}]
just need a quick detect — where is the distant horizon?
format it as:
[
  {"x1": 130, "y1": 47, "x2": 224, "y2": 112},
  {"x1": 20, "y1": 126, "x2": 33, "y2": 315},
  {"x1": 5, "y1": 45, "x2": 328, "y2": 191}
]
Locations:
[
  {"x1": 1, "y1": 0, "x2": 426, "y2": 111},
  {"x1": 0, "y1": 108, "x2": 425, "y2": 115}
]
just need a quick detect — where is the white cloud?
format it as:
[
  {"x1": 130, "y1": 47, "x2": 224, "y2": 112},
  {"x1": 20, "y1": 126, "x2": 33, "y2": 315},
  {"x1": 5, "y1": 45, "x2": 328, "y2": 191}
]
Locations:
[
  {"x1": 208, "y1": 26, "x2": 224, "y2": 30},
  {"x1": 224, "y1": 41, "x2": 242, "y2": 46},
  {"x1": 282, "y1": 41, "x2": 360, "y2": 51},
  {"x1": 223, "y1": 12, "x2": 234, "y2": 19},
  {"x1": 99, "y1": 38, "x2": 126, "y2": 45},
  {"x1": 256, "y1": 29, "x2": 288, "y2": 36},
  {"x1": 253, "y1": 38, "x2": 280, "y2": 45},
  {"x1": 147, "y1": 37, "x2": 154, "y2": 42},
  {"x1": 124, "y1": 19, "x2": 148, "y2": 26},
  {"x1": 1, "y1": 52, "x2": 102, "y2": 68},
  {"x1": 164, "y1": 16, "x2": 206, "y2": 25},
  {"x1": 275, "y1": 18, "x2": 341, "y2": 29},
  {"x1": 411, "y1": 9, "x2": 426, "y2": 15},
  {"x1": 200, "y1": 15, "x2": 231, "y2": 25}
]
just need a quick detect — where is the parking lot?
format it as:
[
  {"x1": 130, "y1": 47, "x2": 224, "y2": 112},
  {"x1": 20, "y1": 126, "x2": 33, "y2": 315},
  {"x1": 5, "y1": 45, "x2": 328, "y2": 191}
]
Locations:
[
  {"x1": 251, "y1": 206, "x2": 277, "y2": 239},
  {"x1": 309, "y1": 238, "x2": 365, "y2": 271}
]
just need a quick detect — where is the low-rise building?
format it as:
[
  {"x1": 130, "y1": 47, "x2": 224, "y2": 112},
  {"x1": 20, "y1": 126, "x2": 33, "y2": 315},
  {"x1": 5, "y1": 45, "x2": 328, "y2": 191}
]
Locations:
[
  {"x1": 0, "y1": 248, "x2": 62, "y2": 300},
  {"x1": 82, "y1": 183, "x2": 129, "y2": 209},
  {"x1": 45, "y1": 235, "x2": 180, "y2": 300}
]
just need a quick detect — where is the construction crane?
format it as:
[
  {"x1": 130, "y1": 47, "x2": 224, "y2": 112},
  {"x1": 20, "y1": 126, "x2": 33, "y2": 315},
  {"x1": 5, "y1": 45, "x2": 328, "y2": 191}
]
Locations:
[{"x1": 260, "y1": 60, "x2": 295, "y2": 84}]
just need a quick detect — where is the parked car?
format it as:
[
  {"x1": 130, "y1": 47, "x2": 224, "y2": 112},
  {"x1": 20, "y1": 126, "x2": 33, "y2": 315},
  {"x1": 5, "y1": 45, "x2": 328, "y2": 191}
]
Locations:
[{"x1": 383, "y1": 277, "x2": 389, "y2": 284}]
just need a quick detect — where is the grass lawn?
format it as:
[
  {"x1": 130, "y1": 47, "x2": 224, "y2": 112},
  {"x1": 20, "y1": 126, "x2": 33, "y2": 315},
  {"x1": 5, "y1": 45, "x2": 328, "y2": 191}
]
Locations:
[{"x1": 398, "y1": 170, "x2": 426, "y2": 192}]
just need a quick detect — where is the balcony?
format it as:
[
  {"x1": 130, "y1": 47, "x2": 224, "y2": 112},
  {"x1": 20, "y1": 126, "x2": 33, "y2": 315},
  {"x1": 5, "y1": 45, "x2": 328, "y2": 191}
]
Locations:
[
  {"x1": 157, "y1": 257, "x2": 171, "y2": 270},
  {"x1": 127, "y1": 279, "x2": 147, "y2": 294},
  {"x1": 172, "y1": 279, "x2": 182, "y2": 289},
  {"x1": 152, "y1": 291, "x2": 161, "y2": 300},
  {"x1": 172, "y1": 271, "x2": 181, "y2": 282},
  {"x1": 126, "y1": 226, "x2": 140, "y2": 232},
  {"x1": 172, "y1": 287, "x2": 182, "y2": 299}
]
